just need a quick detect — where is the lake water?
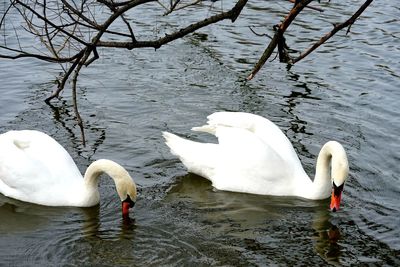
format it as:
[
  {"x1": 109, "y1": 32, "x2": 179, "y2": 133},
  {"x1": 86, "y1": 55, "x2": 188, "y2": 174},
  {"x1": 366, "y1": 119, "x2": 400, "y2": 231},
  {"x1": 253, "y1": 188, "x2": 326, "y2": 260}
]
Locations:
[{"x1": 0, "y1": 1, "x2": 399, "y2": 265}]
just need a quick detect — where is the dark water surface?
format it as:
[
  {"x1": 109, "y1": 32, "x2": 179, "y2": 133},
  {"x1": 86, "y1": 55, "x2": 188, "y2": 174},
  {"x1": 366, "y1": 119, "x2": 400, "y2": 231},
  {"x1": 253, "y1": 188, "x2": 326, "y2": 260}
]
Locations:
[{"x1": 1, "y1": 1, "x2": 399, "y2": 265}]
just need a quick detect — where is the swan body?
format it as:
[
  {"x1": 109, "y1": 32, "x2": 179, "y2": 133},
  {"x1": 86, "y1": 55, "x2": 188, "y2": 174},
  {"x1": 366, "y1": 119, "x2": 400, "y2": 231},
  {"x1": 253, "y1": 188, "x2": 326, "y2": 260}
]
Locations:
[
  {"x1": 0, "y1": 130, "x2": 137, "y2": 216},
  {"x1": 163, "y1": 112, "x2": 349, "y2": 211}
]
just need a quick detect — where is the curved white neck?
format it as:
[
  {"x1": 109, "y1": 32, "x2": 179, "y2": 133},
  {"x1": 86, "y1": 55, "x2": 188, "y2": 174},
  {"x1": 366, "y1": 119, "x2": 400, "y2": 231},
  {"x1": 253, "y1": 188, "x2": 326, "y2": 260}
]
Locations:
[
  {"x1": 80, "y1": 159, "x2": 136, "y2": 206},
  {"x1": 84, "y1": 159, "x2": 129, "y2": 186},
  {"x1": 308, "y1": 141, "x2": 348, "y2": 199}
]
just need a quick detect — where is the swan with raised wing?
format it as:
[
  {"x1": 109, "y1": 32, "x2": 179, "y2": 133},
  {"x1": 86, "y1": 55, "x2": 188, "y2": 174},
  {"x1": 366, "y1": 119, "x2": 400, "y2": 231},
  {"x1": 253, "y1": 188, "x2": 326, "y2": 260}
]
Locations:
[
  {"x1": 163, "y1": 112, "x2": 349, "y2": 212},
  {"x1": 0, "y1": 130, "x2": 137, "y2": 218}
]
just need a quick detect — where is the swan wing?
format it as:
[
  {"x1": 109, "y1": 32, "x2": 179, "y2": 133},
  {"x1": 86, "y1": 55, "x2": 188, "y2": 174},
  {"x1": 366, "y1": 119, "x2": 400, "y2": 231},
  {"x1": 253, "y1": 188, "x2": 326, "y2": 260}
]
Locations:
[
  {"x1": 193, "y1": 112, "x2": 302, "y2": 169},
  {"x1": 0, "y1": 130, "x2": 82, "y2": 203},
  {"x1": 163, "y1": 131, "x2": 219, "y2": 179},
  {"x1": 210, "y1": 126, "x2": 297, "y2": 195},
  {"x1": 165, "y1": 112, "x2": 316, "y2": 197},
  {"x1": 164, "y1": 126, "x2": 299, "y2": 196}
]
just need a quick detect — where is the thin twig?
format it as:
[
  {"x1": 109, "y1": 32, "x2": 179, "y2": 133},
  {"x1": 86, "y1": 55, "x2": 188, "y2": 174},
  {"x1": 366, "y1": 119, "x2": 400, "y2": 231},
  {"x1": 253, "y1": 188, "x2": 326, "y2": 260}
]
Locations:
[
  {"x1": 71, "y1": 65, "x2": 86, "y2": 146},
  {"x1": 45, "y1": 50, "x2": 85, "y2": 102},
  {"x1": 249, "y1": 26, "x2": 272, "y2": 38},
  {"x1": 61, "y1": 0, "x2": 101, "y2": 29},
  {"x1": 15, "y1": 0, "x2": 89, "y2": 46},
  {"x1": 247, "y1": 0, "x2": 313, "y2": 80},
  {"x1": 0, "y1": 44, "x2": 82, "y2": 62},
  {"x1": 173, "y1": 0, "x2": 202, "y2": 12},
  {"x1": 288, "y1": 0, "x2": 324, "y2": 12},
  {"x1": 292, "y1": 0, "x2": 373, "y2": 64},
  {"x1": 0, "y1": 0, "x2": 16, "y2": 30},
  {"x1": 97, "y1": 0, "x2": 248, "y2": 49}
]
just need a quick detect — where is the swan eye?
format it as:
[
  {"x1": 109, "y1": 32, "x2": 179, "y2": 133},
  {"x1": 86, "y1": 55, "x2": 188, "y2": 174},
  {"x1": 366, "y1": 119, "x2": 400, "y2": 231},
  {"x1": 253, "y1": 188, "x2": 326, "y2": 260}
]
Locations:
[
  {"x1": 332, "y1": 181, "x2": 344, "y2": 196},
  {"x1": 123, "y1": 195, "x2": 135, "y2": 208}
]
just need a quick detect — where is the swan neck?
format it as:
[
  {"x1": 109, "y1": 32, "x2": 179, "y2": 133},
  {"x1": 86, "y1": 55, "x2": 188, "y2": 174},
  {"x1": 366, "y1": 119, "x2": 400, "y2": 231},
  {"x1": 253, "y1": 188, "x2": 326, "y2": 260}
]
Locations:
[
  {"x1": 315, "y1": 149, "x2": 331, "y2": 183},
  {"x1": 313, "y1": 141, "x2": 342, "y2": 198},
  {"x1": 84, "y1": 159, "x2": 137, "y2": 202}
]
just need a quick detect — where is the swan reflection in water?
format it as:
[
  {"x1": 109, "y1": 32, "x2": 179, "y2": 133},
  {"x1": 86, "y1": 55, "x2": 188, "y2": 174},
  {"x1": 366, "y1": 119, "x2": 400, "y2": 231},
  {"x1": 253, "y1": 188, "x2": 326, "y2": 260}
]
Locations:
[
  {"x1": 311, "y1": 209, "x2": 342, "y2": 265},
  {"x1": 166, "y1": 173, "x2": 344, "y2": 265},
  {"x1": 0, "y1": 193, "x2": 135, "y2": 238},
  {"x1": 0, "y1": 173, "x2": 344, "y2": 265}
]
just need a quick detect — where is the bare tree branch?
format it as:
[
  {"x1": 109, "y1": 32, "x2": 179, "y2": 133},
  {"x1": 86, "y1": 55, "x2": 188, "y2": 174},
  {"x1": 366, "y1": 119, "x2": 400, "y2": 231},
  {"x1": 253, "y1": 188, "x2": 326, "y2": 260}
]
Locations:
[
  {"x1": 288, "y1": 0, "x2": 324, "y2": 12},
  {"x1": 71, "y1": 61, "x2": 86, "y2": 145},
  {"x1": 247, "y1": 0, "x2": 374, "y2": 80},
  {"x1": 96, "y1": 0, "x2": 248, "y2": 50},
  {"x1": 0, "y1": 0, "x2": 374, "y2": 143},
  {"x1": 61, "y1": 0, "x2": 101, "y2": 29},
  {"x1": 44, "y1": 50, "x2": 85, "y2": 103},
  {"x1": 14, "y1": 0, "x2": 89, "y2": 46},
  {"x1": 0, "y1": 44, "x2": 83, "y2": 62},
  {"x1": 247, "y1": 0, "x2": 313, "y2": 80},
  {"x1": 291, "y1": 0, "x2": 373, "y2": 64}
]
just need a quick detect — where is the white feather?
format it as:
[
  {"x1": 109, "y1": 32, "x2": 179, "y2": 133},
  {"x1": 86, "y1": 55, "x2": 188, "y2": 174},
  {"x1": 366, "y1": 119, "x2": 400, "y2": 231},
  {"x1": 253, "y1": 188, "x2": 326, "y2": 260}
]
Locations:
[
  {"x1": 0, "y1": 130, "x2": 137, "y2": 207},
  {"x1": 164, "y1": 112, "x2": 349, "y2": 200}
]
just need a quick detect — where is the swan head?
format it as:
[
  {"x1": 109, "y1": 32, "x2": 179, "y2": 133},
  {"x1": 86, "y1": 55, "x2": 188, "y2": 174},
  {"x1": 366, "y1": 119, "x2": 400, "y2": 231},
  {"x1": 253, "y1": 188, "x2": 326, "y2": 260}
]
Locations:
[
  {"x1": 328, "y1": 142, "x2": 349, "y2": 212},
  {"x1": 84, "y1": 159, "x2": 137, "y2": 218},
  {"x1": 330, "y1": 181, "x2": 344, "y2": 212},
  {"x1": 115, "y1": 173, "x2": 137, "y2": 219}
]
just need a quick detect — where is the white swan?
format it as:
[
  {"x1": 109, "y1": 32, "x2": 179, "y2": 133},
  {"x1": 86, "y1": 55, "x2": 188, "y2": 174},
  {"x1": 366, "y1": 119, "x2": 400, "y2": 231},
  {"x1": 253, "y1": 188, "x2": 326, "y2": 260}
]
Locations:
[
  {"x1": 0, "y1": 130, "x2": 137, "y2": 218},
  {"x1": 163, "y1": 112, "x2": 349, "y2": 212}
]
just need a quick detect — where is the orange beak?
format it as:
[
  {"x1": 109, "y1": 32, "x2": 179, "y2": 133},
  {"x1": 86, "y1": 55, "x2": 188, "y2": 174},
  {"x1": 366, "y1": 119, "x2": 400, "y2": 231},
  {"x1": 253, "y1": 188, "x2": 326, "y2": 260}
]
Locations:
[
  {"x1": 122, "y1": 195, "x2": 135, "y2": 219},
  {"x1": 330, "y1": 182, "x2": 344, "y2": 212},
  {"x1": 122, "y1": 201, "x2": 131, "y2": 218},
  {"x1": 330, "y1": 191, "x2": 342, "y2": 212}
]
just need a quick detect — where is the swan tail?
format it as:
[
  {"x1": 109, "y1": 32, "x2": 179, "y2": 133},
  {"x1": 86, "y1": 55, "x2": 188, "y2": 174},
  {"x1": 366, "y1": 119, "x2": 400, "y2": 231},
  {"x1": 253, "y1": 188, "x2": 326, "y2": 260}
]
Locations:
[
  {"x1": 163, "y1": 131, "x2": 217, "y2": 180},
  {"x1": 191, "y1": 112, "x2": 249, "y2": 135},
  {"x1": 191, "y1": 125, "x2": 216, "y2": 134},
  {"x1": 1, "y1": 130, "x2": 31, "y2": 150},
  {"x1": 13, "y1": 139, "x2": 30, "y2": 150},
  {"x1": 192, "y1": 112, "x2": 258, "y2": 135}
]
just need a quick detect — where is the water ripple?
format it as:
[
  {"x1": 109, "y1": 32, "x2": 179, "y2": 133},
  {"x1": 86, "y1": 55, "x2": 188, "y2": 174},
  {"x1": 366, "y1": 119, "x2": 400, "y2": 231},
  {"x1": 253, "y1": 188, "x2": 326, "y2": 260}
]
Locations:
[{"x1": 1, "y1": 0, "x2": 399, "y2": 264}]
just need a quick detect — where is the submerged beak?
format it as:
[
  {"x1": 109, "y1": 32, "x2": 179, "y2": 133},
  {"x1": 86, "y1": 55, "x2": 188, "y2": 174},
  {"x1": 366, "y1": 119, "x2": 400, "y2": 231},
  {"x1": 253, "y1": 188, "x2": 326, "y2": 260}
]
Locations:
[
  {"x1": 330, "y1": 192, "x2": 341, "y2": 212},
  {"x1": 122, "y1": 195, "x2": 135, "y2": 218},
  {"x1": 330, "y1": 182, "x2": 344, "y2": 212}
]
